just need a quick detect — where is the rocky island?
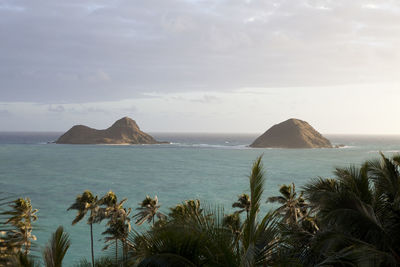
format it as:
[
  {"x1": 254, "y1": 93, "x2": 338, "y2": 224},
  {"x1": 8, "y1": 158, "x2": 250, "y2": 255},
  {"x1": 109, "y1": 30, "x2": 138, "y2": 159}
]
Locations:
[
  {"x1": 56, "y1": 117, "x2": 166, "y2": 145},
  {"x1": 250, "y1": 118, "x2": 332, "y2": 148}
]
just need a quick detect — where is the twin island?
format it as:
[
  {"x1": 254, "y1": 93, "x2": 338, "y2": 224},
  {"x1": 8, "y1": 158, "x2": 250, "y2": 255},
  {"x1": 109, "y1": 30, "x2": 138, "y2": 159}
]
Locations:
[
  {"x1": 56, "y1": 117, "x2": 165, "y2": 145},
  {"x1": 56, "y1": 117, "x2": 333, "y2": 149}
]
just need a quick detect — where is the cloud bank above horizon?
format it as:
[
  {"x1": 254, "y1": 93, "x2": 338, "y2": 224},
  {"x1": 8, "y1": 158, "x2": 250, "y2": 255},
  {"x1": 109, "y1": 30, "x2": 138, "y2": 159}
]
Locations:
[{"x1": 1, "y1": 0, "x2": 400, "y2": 133}]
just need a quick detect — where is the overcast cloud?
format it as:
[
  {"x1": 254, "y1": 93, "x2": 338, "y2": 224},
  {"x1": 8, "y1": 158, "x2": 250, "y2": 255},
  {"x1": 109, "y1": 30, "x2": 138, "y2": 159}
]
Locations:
[{"x1": 1, "y1": 0, "x2": 400, "y2": 132}]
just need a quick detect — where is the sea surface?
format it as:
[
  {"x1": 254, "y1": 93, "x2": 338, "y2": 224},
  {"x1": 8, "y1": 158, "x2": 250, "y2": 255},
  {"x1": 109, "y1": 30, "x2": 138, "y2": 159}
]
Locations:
[{"x1": 1, "y1": 132, "x2": 400, "y2": 265}]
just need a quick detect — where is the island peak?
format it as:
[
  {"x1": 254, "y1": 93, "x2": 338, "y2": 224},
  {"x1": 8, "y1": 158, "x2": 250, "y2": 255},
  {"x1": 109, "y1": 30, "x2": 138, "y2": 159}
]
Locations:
[
  {"x1": 56, "y1": 117, "x2": 165, "y2": 145},
  {"x1": 250, "y1": 118, "x2": 332, "y2": 148},
  {"x1": 110, "y1": 117, "x2": 140, "y2": 130}
]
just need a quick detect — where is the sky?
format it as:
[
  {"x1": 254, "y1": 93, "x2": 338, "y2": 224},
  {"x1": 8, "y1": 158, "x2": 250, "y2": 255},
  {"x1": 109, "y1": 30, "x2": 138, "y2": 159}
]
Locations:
[{"x1": 0, "y1": 0, "x2": 399, "y2": 134}]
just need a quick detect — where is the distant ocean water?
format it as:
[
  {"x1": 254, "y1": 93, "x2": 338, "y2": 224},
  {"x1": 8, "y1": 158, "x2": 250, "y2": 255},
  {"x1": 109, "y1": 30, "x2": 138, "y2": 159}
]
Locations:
[{"x1": 1, "y1": 132, "x2": 400, "y2": 265}]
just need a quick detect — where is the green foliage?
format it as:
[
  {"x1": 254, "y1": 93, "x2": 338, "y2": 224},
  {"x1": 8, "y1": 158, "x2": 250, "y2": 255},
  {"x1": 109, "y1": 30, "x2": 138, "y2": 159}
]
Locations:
[
  {"x1": 267, "y1": 183, "x2": 307, "y2": 225},
  {"x1": 43, "y1": 226, "x2": 70, "y2": 267},
  {"x1": 223, "y1": 213, "x2": 241, "y2": 235},
  {"x1": 68, "y1": 191, "x2": 98, "y2": 225},
  {"x1": 75, "y1": 257, "x2": 115, "y2": 267},
  {"x1": 9, "y1": 252, "x2": 39, "y2": 267},
  {"x1": 68, "y1": 190, "x2": 99, "y2": 267},
  {"x1": 3, "y1": 153, "x2": 400, "y2": 266},
  {"x1": 99, "y1": 191, "x2": 131, "y2": 265},
  {"x1": 133, "y1": 195, "x2": 165, "y2": 226},
  {"x1": 130, "y1": 202, "x2": 238, "y2": 266},
  {"x1": 232, "y1": 194, "x2": 251, "y2": 218},
  {"x1": 130, "y1": 155, "x2": 280, "y2": 267},
  {"x1": 299, "y1": 153, "x2": 400, "y2": 266},
  {"x1": 241, "y1": 156, "x2": 280, "y2": 266},
  {"x1": 1, "y1": 194, "x2": 16, "y2": 263},
  {"x1": 169, "y1": 199, "x2": 202, "y2": 221},
  {"x1": 1, "y1": 197, "x2": 38, "y2": 256}
]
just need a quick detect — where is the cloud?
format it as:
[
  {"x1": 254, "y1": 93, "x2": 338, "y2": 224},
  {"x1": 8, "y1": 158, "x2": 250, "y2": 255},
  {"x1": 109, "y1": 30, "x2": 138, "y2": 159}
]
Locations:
[
  {"x1": 86, "y1": 70, "x2": 111, "y2": 83},
  {"x1": 0, "y1": 109, "x2": 10, "y2": 116},
  {"x1": 1, "y1": 83, "x2": 400, "y2": 134},
  {"x1": 0, "y1": 2, "x2": 25, "y2": 12},
  {"x1": 48, "y1": 104, "x2": 65, "y2": 112},
  {"x1": 0, "y1": 0, "x2": 400, "y2": 104},
  {"x1": 190, "y1": 95, "x2": 220, "y2": 103}
]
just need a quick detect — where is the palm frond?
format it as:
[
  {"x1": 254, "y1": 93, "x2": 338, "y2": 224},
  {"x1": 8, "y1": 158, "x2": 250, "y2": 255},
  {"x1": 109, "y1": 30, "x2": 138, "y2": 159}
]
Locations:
[
  {"x1": 43, "y1": 226, "x2": 71, "y2": 267},
  {"x1": 241, "y1": 155, "x2": 265, "y2": 266}
]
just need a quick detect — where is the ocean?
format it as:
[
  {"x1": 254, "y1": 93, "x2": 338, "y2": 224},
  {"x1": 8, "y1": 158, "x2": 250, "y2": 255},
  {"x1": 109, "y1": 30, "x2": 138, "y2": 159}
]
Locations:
[{"x1": 1, "y1": 132, "x2": 400, "y2": 265}]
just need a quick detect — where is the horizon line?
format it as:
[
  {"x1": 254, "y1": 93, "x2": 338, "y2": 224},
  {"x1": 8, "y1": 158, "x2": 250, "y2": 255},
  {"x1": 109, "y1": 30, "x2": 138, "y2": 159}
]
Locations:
[{"x1": 0, "y1": 130, "x2": 400, "y2": 136}]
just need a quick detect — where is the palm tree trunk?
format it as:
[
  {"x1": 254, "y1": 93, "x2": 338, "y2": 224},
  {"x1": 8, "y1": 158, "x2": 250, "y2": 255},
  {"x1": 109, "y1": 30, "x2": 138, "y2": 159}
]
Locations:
[
  {"x1": 122, "y1": 241, "x2": 124, "y2": 267},
  {"x1": 235, "y1": 233, "x2": 240, "y2": 263},
  {"x1": 123, "y1": 240, "x2": 126, "y2": 267},
  {"x1": 90, "y1": 223, "x2": 94, "y2": 267},
  {"x1": 115, "y1": 238, "x2": 118, "y2": 265},
  {"x1": 24, "y1": 225, "x2": 29, "y2": 256},
  {"x1": 24, "y1": 237, "x2": 28, "y2": 256}
]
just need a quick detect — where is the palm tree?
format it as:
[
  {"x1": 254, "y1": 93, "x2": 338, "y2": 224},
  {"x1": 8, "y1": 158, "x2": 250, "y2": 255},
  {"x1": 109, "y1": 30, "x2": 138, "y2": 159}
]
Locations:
[
  {"x1": 267, "y1": 183, "x2": 307, "y2": 224},
  {"x1": 133, "y1": 195, "x2": 164, "y2": 226},
  {"x1": 2, "y1": 198, "x2": 38, "y2": 256},
  {"x1": 232, "y1": 194, "x2": 251, "y2": 219},
  {"x1": 102, "y1": 215, "x2": 131, "y2": 265},
  {"x1": 43, "y1": 226, "x2": 71, "y2": 267},
  {"x1": 1, "y1": 194, "x2": 18, "y2": 263},
  {"x1": 99, "y1": 191, "x2": 131, "y2": 265},
  {"x1": 67, "y1": 190, "x2": 98, "y2": 267},
  {"x1": 223, "y1": 213, "x2": 241, "y2": 261},
  {"x1": 129, "y1": 156, "x2": 280, "y2": 266},
  {"x1": 301, "y1": 153, "x2": 400, "y2": 266},
  {"x1": 369, "y1": 152, "x2": 400, "y2": 205},
  {"x1": 97, "y1": 191, "x2": 117, "y2": 208},
  {"x1": 169, "y1": 199, "x2": 202, "y2": 221},
  {"x1": 75, "y1": 256, "x2": 114, "y2": 267},
  {"x1": 95, "y1": 190, "x2": 117, "y2": 225},
  {"x1": 240, "y1": 156, "x2": 280, "y2": 267},
  {"x1": 9, "y1": 252, "x2": 38, "y2": 267},
  {"x1": 130, "y1": 204, "x2": 238, "y2": 266}
]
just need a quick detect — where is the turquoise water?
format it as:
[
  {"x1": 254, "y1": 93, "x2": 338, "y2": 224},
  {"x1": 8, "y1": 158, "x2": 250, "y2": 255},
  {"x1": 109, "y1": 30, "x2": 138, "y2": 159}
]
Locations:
[{"x1": 1, "y1": 133, "x2": 400, "y2": 265}]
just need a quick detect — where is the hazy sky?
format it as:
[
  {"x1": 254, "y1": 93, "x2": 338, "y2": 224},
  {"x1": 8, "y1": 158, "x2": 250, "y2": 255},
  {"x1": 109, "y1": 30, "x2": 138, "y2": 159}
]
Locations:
[{"x1": 1, "y1": 0, "x2": 399, "y2": 133}]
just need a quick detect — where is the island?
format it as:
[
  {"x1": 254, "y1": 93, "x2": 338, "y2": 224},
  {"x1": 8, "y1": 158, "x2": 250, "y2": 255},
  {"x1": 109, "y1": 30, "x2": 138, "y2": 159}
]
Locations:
[
  {"x1": 250, "y1": 118, "x2": 332, "y2": 148},
  {"x1": 56, "y1": 117, "x2": 167, "y2": 145}
]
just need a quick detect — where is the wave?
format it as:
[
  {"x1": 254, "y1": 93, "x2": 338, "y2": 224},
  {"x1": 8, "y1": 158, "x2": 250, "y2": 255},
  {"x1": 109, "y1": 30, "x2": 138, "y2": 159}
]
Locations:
[
  {"x1": 171, "y1": 143, "x2": 250, "y2": 149},
  {"x1": 336, "y1": 145, "x2": 355, "y2": 149},
  {"x1": 368, "y1": 150, "x2": 400, "y2": 154},
  {"x1": 42, "y1": 142, "x2": 250, "y2": 149}
]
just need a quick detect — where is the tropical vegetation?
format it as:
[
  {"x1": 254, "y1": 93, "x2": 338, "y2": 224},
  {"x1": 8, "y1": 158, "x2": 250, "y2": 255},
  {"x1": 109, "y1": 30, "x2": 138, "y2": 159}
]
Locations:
[{"x1": 0, "y1": 153, "x2": 399, "y2": 266}]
